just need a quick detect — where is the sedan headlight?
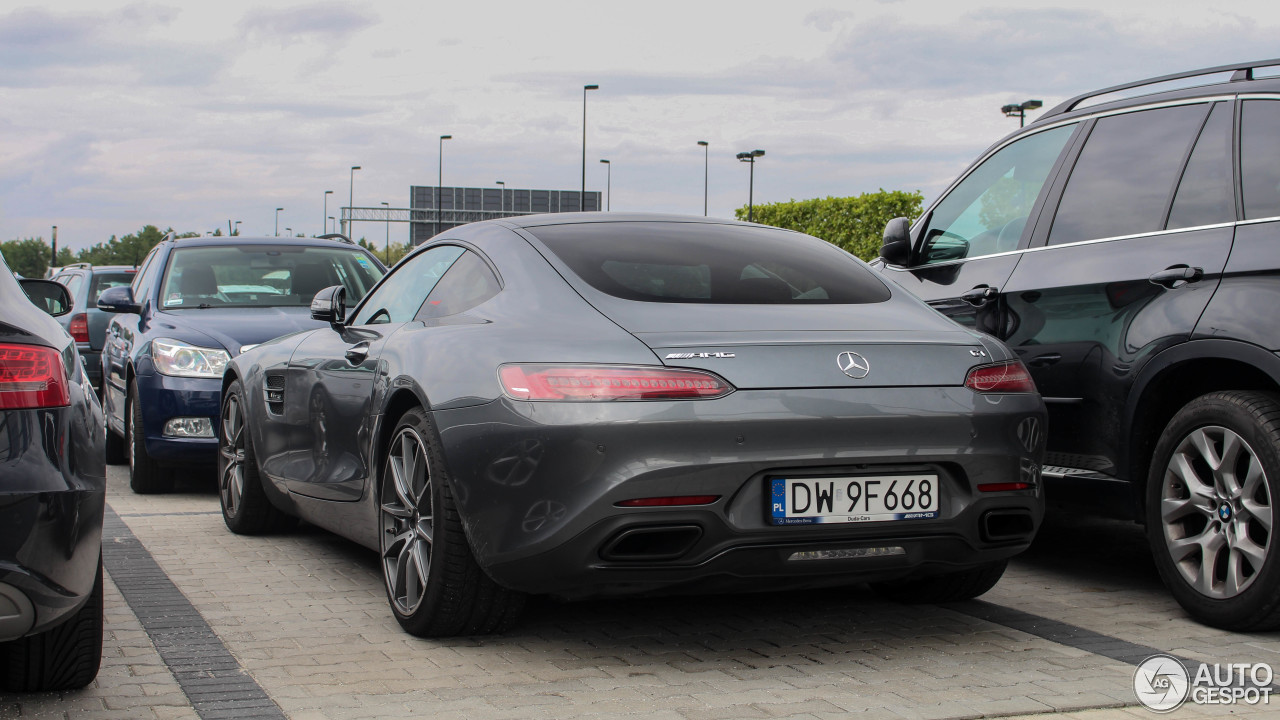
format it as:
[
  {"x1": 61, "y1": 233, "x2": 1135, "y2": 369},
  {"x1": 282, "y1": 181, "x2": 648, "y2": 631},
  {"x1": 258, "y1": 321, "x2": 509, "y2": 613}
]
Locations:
[{"x1": 152, "y1": 338, "x2": 230, "y2": 379}]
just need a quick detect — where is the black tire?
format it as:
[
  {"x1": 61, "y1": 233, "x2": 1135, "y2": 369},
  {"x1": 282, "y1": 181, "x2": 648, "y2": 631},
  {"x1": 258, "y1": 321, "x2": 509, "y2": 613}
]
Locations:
[
  {"x1": 127, "y1": 378, "x2": 172, "y2": 494},
  {"x1": 219, "y1": 379, "x2": 294, "y2": 535},
  {"x1": 872, "y1": 560, "x2": 1007, "y2": 603},
  {"x1": 1146, "y1": 391, "x2": 1280, "y2": 631},
  {"x1": 0, "y1": 556, "x2": 103, "y2": 692},
  {"x1": 379, "y1": 407, "x2": 524, "y2": 637}
]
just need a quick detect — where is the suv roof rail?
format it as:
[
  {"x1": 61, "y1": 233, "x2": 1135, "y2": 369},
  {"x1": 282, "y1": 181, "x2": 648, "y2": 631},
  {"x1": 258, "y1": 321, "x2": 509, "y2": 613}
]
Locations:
[
  {"x1": 1044, "y1": 58, "x2": 1280, "y2": 119},
  {"x1": 316, "y1": 233, "x2": 354, "y2": 244},
  {"x1": 160, "y1": 231, "x2": 177, "y2": 243},
  {"x1": 59, "y1": 262, "x2": 92, "y2": 271}
]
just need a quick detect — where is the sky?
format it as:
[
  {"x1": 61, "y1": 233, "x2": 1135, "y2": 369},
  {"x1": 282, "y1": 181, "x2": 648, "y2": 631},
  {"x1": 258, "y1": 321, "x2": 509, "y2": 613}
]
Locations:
[{"x1": 3, "y1": 0, "x2": 1280, "y2": 252}]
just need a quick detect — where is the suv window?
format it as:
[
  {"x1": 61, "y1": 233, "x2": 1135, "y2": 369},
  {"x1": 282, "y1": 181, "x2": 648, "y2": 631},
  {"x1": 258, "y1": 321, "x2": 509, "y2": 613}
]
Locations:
[
  {"x1": 89, "y1": 271, "x2": 136, "y2": 303},
  {"x1": 1048, "y1": 104, "x2": 1208, "y2": 245},
  {"x1": 1241, "y1": 99, "x2": 1280, "y2": 220},
  {"x1": 351, "y1": 245, "x2": 465, "y2": 325},
  {"x1": 416, "y1": 251, "x2": 501, "y2": 320},
  {"x1": 1167, "y1": 102, "x2": 1235, "y2": 230},
  {"x1": 918, "y1": 124, "x2": 1075, "y2": 265},
  {"x1": 57, "y1": 273, "x2": 85, "y2": 302},
  {"x1": 530, "y1": 222, "x2": 890, "y2": 304},
  {"x1": 132, "y1": 247, "x2": 162, "y2": 300}
]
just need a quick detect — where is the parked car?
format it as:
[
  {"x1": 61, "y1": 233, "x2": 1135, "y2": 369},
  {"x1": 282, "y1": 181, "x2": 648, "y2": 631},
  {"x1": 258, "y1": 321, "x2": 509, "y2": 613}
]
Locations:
[
  {"x1": 0, "y1": 256, "x2": 105, "y2": 691},
  {"x1": 219, "y1": 213, "x2": 1047, "y2": 637},
  {"x1": 871, "y1": 59, "x2": 1280, "y2": 630},
  {"x1": 49, "y1": 263, "x2": 138, "y2": 393},
  {"x1": 97, "y1": 234, "x2": 385, "y2": 494}
]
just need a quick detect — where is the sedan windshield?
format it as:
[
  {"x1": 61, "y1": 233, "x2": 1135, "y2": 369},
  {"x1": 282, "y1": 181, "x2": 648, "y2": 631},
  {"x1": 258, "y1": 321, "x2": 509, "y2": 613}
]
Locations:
[{"x1": 159, "y1": 245, "x2": 383, "y2": 309}]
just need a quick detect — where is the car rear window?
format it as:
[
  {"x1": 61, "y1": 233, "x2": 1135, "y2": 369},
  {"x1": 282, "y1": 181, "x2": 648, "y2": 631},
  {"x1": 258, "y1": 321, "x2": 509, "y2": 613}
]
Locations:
[
  {"x1": 89, "y1": 272, "x2": 136, "y2": 303},
  {"x1": 527, "y1": 222, "x2": 891, "y2": 304}
]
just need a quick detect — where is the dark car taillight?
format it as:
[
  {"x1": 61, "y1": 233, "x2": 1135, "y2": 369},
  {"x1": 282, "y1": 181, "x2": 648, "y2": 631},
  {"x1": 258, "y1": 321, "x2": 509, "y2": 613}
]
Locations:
[
  {"x1": 0, "y1": 343, "x2": 70, "y2": 409},
  {"x1": 965, "y1": 360, "x2": 1036, "y2": 394},
  {"x1": 68, "y1": 313, "x2": 90, "y2": 344},
  {"x1": 499, "y1": 364, "x2": 733, "y2": 401}
]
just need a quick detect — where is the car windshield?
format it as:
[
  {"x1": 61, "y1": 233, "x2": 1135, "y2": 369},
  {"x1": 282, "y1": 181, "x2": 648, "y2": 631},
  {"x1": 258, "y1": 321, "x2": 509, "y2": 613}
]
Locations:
[
  {"x1": 158, "y1": 245, "x2": 384, "y2": 309},
  {"x1": 528, "y1": 222, "x2": 891, "y2": 304},
  {"x1": 90, "y1": 271, "x2": 136, "y2": 303}
]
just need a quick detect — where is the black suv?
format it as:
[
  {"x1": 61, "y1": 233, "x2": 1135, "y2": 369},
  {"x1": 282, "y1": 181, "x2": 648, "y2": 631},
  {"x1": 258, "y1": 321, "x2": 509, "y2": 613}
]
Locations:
[{"x1": 872, "y1": 60, "x2": 1280, "y2": 631}]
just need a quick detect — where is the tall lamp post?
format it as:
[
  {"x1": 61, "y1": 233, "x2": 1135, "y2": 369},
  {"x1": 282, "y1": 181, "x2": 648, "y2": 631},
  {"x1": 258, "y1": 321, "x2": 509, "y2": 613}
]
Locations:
[
  {"x1": 697, "y1": 140, "x2": 709, "y2": 216},
  {"x1": 328, "y1": 216, "x2": 335, "y2": 234},
  {"x1": 599, "y1": 159, "x2": 611, "y2": 211},
  {"x1": 285, "y1": 227, "x2": 293, "y2": 238},
  {"x1": 274, "y1": 207, "x2": 283, "y2": 237},
  {"x1": 437, "y1": 135, "x2": 452, "y2": 237},
  {"x1": 1001, "y1": 99, "x2": 1043, "y2": 127},
  {"x1": 582, "y1": 84, "x2": 598, "y2": 209},
  {"x1": 736, "y1": 149, "x2": 765, "y2": 223},
  {"x1": 346, "y1": 166, "x2": 360, "y2": 237},
  {"x1": 50, "y1": 226, "x2": 57, "y2": 267},
  {"x1": 233, "y1": 220, "x2": 241, "y2": 236},
  {"x1": 381, "y1": 201, "x2": 390, "y2": 264},
  {"x1": 323, "y1": 190, "x2": 333, "y2": 236},
  {"x1": 496, "y1": 180, "x2": 505, "y2": 214}
]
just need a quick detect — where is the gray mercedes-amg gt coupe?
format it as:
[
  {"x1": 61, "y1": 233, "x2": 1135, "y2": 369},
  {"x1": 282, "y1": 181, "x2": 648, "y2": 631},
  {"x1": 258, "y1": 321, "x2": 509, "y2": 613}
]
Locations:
[{"x1": 219, "y1": 213, "x2": 1046, "y2": 637}]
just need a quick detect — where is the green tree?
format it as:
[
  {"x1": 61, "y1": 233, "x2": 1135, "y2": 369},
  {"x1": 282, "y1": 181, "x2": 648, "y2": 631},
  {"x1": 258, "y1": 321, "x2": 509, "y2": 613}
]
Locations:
[
  {"x1": 736, "y1": 189, "x2": 925, "y2": 261},
  {"x1": 1, "y1": 237, "x2": 53, "y2": 278}
]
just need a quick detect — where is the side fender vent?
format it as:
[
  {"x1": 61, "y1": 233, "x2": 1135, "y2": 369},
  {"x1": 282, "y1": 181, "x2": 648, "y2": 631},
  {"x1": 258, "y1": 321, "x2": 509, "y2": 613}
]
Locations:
[{"x1": 264, "y1": 374, "x2": 285, "y2": 415}]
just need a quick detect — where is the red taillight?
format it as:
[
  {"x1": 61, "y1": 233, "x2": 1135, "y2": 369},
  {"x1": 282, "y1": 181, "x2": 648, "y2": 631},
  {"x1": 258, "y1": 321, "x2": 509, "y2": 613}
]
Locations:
[
  {"x1": 965, "y1": 360, "x2": 1036, "y2": 393},
  {"x1": 615, "y1": 495, "x2": 720, "y2": 507},
  {"x1": 0, "y1": 343, "x2": 70, "y2": 409},
  {"x1": 498, "y1": 364, "x2": 733, "y2": 401},
  {"x1": 978, "y1": 482, "x2": 1033, "y2": 492},
  {"x1": 68, "y1": 313, "x2": 90, "y2": 344}
]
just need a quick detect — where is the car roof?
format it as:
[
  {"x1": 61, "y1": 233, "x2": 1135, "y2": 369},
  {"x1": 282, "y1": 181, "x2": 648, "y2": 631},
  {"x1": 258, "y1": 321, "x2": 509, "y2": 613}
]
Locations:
[
  {"x1": 503, "y1": 211, "x2": 774, "y2": 230},
  {"x1": 164, "y1": 235, "x2": 361, "y2": 249}
]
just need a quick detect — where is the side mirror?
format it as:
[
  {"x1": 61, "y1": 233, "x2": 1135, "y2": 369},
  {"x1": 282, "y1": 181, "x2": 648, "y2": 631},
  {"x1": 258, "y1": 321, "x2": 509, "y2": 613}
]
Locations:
[
  {"x1": 879, "y1": 217, "x2": 912, "y2": 266},
  {"x1": 19, "y1": 279, "x2": 72, "y2": 317},
  {"x1": 310, "y1": 285, "x2": 346, "y2": 327},
  {"x1": 96, "y1": 285, "x2": 141, "y2": 314}
]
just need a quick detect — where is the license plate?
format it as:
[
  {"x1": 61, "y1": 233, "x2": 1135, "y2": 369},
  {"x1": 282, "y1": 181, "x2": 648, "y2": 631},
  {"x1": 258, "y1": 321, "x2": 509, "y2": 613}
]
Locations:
[{"x1": 769, "y1": 475, "x2": 940, "y2": 525}]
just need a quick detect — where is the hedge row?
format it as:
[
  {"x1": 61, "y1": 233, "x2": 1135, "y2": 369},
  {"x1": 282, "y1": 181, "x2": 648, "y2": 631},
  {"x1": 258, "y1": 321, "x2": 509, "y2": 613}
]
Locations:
[{"x1": 734, "y1": 189, "x2": 924, "y2": 261}]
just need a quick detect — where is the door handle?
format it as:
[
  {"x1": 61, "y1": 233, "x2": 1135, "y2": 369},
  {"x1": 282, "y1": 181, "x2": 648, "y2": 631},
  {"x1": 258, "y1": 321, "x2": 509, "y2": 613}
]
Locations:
[
  {"x1": 961, "y1": 285, "x2": 999, "y2": 306},
  {"x1": 1148, "y1": 265, "x2": 1204, "y2": 289},
  {"x1": 345, "y1": 342, "x2": 370, "y2": 364},
  {"x1": 1027, "y1": 353, "x2": 1061, "y2": 368}
]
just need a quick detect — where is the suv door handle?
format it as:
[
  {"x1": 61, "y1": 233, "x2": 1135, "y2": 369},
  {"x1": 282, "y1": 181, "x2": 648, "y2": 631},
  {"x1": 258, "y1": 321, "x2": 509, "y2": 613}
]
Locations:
[
  {"x1": 1148, "y1": 265, "x2": 1203, "y2": 289},
  {"x1": 345, "y1": 342, "x2": 370, "y2": 364},
  {"x1": 961, "y1": 285, "x2": 999, "y2": 306},
  {"x1": 1028, "y1": 353, "x2": 1061, "y2": 368}
]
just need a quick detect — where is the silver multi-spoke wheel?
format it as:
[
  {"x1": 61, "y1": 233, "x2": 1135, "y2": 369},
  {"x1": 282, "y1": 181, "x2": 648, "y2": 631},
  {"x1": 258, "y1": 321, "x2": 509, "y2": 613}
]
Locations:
[
  {"x1": 381, "y1": 425, "x2": 435, "y2": 616},
  {"x1": 219, "y1": 393, "x2": 246, "y2": 518},
  {"x1": 1161, "y1": 425, "x2": 1273, "y2": 599}
]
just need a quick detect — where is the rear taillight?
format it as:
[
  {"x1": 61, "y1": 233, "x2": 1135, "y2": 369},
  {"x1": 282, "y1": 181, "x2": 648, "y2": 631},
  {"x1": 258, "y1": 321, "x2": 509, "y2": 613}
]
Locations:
[
  {"x1": 0, "y1": 343, "x2": 70, "y2": 409},
  {"x1": 499, "y1": 364, "x2": 733, "y2": 401},
  {"x1": 965, "y1": 360, "x2": 1036, "y2": 394},
  {"x1": 68, "y1": 313, "x2": 90, "y2": 344}
]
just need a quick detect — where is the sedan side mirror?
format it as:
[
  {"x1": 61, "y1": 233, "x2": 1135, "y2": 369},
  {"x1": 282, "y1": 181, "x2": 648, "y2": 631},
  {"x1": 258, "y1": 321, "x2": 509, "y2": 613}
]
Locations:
[
  {"x1": 879, "y1": 217, "x2": 912, "y2": 267},
  {"x1": 96, "y1": 285, "x2": 141, "y2": 314},
  {"x1": 311, "y1": 285, "x2": 347, "y2": 327},
  {"x1": 19, "y1": 279, "x2": 72, "y2": 317}
]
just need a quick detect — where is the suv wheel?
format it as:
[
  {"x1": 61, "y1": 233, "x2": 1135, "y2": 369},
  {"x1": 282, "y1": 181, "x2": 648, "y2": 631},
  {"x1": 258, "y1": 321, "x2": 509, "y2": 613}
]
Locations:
[
  {"x1": 1147, "y1": 391, "x2": 1280, "y2": 630},
  {"x1": 127, "y1": 379, "x2": 172, "y2": 494},
  {"x1": 0, "y1": 556, "x2": 103, "y2": 691}
]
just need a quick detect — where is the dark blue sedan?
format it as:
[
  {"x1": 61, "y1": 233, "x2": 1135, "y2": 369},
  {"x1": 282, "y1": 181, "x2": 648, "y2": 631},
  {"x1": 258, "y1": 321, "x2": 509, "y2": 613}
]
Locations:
[{"x1": 97, "y1": 234, "x2": 385, "y2": 493}]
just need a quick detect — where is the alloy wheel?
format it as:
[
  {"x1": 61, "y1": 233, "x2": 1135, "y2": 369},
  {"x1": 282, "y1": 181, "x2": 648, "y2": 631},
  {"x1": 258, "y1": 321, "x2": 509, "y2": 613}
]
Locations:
[
  {"x1": 380, "y1": 426, "x2": 434, "y2": 616},
  {"x1": 1161, "y1": 425, "x2": 1274, "y2": 599},
  {"x1": 219, "y1": 393, "x2": 245, "y2": 517}
]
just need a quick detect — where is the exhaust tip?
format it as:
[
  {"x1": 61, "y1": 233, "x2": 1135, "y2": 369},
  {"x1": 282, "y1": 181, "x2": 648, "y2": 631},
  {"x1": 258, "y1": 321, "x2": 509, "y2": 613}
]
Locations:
[
  {"x1": 600, "y1": 525, "x2": 702, "y2": 562},
  {"x1": 981, "y1": 509, "x2": 1035, "y2": 543}
]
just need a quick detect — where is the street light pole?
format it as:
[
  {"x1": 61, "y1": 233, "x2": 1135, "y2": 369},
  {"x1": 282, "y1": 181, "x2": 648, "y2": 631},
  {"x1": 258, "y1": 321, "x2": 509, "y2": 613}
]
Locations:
[
  {"x1": 438, "y1": 135, "x2": 452, "y2": 237},
  {"x1": 582, "y1": 84, "x2": 598, "y2": 210},
  {"x1": 347, "y1": 166, "x2": 360, "y2": 238},
  {"x1": 599, "y1": 159, "x2": 611, "y2": 211},
  {"x1": 323, "y1": 190, "x2": 333, "y2": 236},
  {"x1": 381, "y1": 201, "x2": 390, "y2": 264},
  {"x1": 697, "y1": 141, "x2": 709, "y2": 216},
  {"x1": 496, "y1": 181, "x2": 505, "y2": 214},
  {"x1": 285, "y1": 227, "x2": 292, "y2": 237},
  {"x1": 736, "y1": 149, "x2": 765, "y2": 223},
  {"x1": 275, "y1": 207, "x2": 283, "y2": 237},
  {"x1": 1001, "y1": 99, "x2": 1043, "y2": 127},
  {"x1": 233, "y1": 220, "x2": 241, "y2": 236},
  {"x1": 50, "y1": 226, "x2": 57, "y2": 267},
  {"x1": 328, "y1": 217, "x2": 335, "y2": 234}
]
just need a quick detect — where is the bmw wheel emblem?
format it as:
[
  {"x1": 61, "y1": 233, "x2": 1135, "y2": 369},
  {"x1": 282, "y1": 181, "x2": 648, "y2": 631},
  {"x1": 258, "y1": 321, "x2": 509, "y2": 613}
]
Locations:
[
  {"x1": 837, "y1": 351, "x2": 870, "y2": 379},
  {"x1": 1218, "y1": 504, "x2": 1233, "y2": 522}
]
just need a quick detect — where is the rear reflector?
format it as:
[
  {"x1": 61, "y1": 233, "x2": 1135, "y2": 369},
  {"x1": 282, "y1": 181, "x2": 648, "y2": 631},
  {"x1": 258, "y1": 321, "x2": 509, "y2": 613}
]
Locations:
[
  {"x1": 977, "y1": 482, "x2": 1033, "y2": 492},
  {"x1": 68, "y1": 313, "x2": 90, "y2": 344},
  {"x1": 499, "y1": 364, "x2": 733, "y2": 401},
  {"x1": 0, "y1": 343, "x2": 70, "y2": 409},
  {"x1": 615, "y1": 495, "x2": 720, "y2": 508},
  {"x1": 965, "y1": 360, "x2": 1036, "y2": 393}
]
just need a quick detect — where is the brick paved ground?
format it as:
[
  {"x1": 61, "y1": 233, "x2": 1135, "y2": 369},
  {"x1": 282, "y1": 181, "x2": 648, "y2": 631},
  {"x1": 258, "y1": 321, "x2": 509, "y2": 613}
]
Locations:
[{"x1": 2, "y1": 465, "x2": 1277, "y2": 719}]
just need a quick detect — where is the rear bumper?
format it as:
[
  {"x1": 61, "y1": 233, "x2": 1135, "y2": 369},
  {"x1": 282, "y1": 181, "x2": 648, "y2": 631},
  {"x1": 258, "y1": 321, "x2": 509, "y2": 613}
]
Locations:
[{"x1": 433, "y1": 386, "x2": 1047, "y2": 597}]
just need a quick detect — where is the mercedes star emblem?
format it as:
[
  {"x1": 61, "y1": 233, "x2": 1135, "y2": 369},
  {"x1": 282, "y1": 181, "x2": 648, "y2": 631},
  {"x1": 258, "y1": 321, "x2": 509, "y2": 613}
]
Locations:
[{"x1": 837, "y1": 351, "x2": 870, "y2": 379}]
